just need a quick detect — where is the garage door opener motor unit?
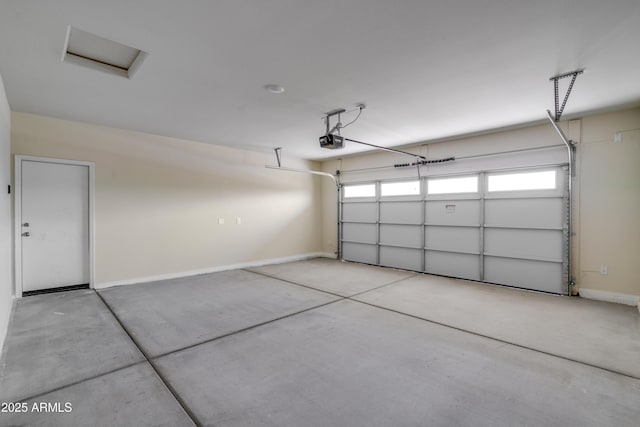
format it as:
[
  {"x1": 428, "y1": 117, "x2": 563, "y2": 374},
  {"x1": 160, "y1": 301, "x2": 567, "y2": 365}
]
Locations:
[
  {"x1": 318, "y1": 104, "x2": 434, "y2": 162},
  {"x1": 319, "y1": 107, "x2": 347, "y2": 149}
]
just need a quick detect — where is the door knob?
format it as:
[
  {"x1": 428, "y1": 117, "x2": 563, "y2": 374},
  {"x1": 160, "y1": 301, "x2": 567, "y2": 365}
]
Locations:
[{"x1": 22, "y1": 232, "x2": 30, "y2": 237}]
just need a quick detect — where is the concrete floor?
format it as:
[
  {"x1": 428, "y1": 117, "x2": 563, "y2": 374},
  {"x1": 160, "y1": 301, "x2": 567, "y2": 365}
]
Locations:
[
  {"x1": 355, "y1": 274, "x2": 640, "y2": 378},
  {"x1": 248, "y1": 257, "x2": 417, "y2": 296},
  {"x1": 99, "y1": 269, "x2": 338, "y2": 357},
  {"x1": 1, "y1": 259, "x2": 639, "y2": 426}
]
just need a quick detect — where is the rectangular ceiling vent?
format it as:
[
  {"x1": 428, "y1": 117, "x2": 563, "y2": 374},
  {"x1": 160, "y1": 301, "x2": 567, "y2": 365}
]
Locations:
[{"x1": 61, "y1": 26, "x2": 147, "y2": 79}]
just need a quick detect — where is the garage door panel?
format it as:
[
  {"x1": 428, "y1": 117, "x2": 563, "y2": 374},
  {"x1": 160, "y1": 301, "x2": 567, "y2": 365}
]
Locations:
[
  {"x1": 340, "y1": 167, "x2": 567, "y2": 294},
  {"x1": 426, "y1": 200, "x2": 480, "y2": 226},
  {"x1": 485, "y1": 198, "x2": 563, "y2": 229},
  {"x1": 380, "y1": 247, "x2": 422, "y2": 271},
  {"x1": 342, "y1": 242, "x2": 377, "y2": 264},
  {"x1": 425, "y1": 251, "x2": 480, "y2": 280},
  {"x1": 380, "y1": 225, "x2": 421, "y2": 247},
  {"x1": 342, "y1": 203, "x2": 377, "y2": 223},
  {"x1": 484, "y1": 228, "x2": 563, "y2": 260},
  {"x1": 425, "y1": 226, "x2": 480, "y2": 253},
  {"x1": 380, "y1": 202, "x2": 422, "y2": 224},
  {"x1": 342, "y1": 223, "x2": 377, "y2": 244},
  {"x1": 484, "y1": 257, "x2": 563, "y2": 293}
]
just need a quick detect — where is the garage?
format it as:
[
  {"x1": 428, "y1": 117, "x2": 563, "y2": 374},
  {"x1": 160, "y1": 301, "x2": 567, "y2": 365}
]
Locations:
[{"x1": 0, "y1": 1, "x2": 639, "y2": 426}]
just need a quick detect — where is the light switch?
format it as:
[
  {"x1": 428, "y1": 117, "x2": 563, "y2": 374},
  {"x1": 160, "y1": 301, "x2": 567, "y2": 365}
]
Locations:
[
  {"x1": 236, "y1": 217, "x2": 242, "y2": 225},
  {"x1": 218, "y1": 218, "x2": 225, "y2": 225}
]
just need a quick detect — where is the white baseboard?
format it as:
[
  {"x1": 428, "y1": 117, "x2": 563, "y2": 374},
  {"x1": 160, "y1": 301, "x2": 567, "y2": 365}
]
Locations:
[
  {"x1": 94, "y1": 252, "x2": 336, "y2": 290},
  {"x1": 579, "y1": 288, "x2": 640, "y2": 311}
]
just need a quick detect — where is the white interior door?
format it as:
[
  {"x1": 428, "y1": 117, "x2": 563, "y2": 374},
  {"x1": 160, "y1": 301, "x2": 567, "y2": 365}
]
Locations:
[{"x1": 20, "y1": 160, "x2": 90, "y2": 292}]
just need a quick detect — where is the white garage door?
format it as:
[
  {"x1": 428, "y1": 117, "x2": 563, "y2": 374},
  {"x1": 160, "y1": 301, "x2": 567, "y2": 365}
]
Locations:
[{"x1": 340, "y1": 167, "x2": 569, "y2": 294}]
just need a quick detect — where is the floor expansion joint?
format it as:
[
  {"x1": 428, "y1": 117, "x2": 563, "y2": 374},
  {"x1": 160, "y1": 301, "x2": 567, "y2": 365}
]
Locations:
[{"x1": 94, "y1": 290, "x2": 202, "y2": 427}]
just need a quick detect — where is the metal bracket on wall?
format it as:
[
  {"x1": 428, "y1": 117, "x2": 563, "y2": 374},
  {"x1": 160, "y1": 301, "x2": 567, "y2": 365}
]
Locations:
[{"x1": 550, "y1": 69, "x2": 584, "y2": 122}]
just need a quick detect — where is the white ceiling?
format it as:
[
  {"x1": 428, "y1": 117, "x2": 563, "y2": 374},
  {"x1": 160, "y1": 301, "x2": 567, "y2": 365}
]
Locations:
[{"x1": 1, "y1": 0, "x2": 639, "y2": 160}]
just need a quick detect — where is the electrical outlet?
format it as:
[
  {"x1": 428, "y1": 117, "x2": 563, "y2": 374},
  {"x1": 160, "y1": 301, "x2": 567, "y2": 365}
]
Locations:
[
  {"x1": 614, "y1": 132, "x2": 622, "y2": 143},
  {"x1": 599, "y1": 265, "x2": 608, "y2": 275}
]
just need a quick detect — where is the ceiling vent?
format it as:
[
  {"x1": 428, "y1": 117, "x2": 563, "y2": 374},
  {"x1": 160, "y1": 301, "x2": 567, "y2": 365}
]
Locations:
[{"x1": 61, "y1": 26, "x2": 147, "y2": 79}]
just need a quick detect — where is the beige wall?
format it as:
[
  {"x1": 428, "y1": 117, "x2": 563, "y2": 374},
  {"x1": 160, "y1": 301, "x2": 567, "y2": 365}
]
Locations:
[
  {"x1": 0, "y1": 74, "x2": 12, "y2": 349},
  {"x1": 11, "y1": 113, "x2": 324, "y2": 286},
  {"x1": 577, "y1": 108, "x2": 640, "y2": 296},
  {"x1": 321, "y1": 107, "x2": 640, "y2": 299}
]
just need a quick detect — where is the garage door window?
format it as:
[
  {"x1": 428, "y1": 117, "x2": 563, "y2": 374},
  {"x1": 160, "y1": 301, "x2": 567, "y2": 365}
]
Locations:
[
  {"x1": 344, "y1": 183, "x2": 376, "y2": 198},
  {"x1": 381, "y1": 180, "x2": 420, "y2": 196},
  {"x1": 427, "y1": 176, "x2": 478, "y2": 195},
  {"x1": 488, "y1": 170, "x2": 556, "y2": 192}
]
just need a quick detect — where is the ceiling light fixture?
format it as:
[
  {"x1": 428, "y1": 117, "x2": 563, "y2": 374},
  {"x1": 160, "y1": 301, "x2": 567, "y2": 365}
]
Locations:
[{"x1": 264, "y1": 84, "x2": 285, "y2": 94}]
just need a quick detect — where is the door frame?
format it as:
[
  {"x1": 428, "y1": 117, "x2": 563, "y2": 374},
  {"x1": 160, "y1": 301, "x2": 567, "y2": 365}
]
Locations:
[{"x1": 14, "y1": 155, "x2": 95, "y2": 298}]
